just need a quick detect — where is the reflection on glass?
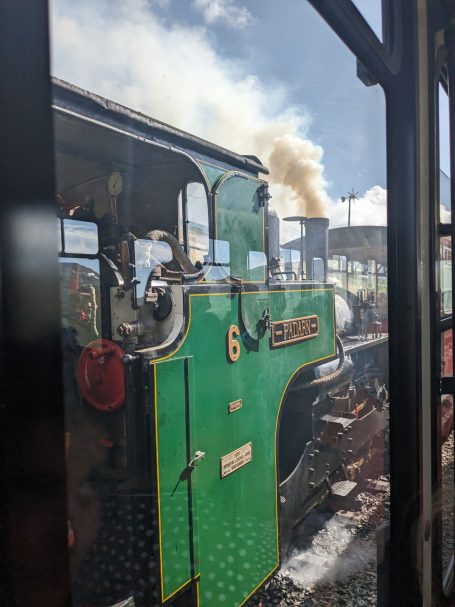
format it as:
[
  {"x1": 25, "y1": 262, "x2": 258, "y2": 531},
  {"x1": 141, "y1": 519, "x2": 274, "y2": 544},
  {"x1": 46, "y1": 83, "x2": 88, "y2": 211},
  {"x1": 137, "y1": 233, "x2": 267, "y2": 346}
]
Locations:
[
  {"x1": 440, "y1": 84, "x2": 451, "y2": 222},
  {"x1": 441, "y1": 328, "x2": 454, "y2": 590},
  {"x1": 439, "y1": 79, "x2": 454, "y2": 593},
  {"x1": 57, "y1": 218, "x2": 63, "y2": 252},
  {"x1": 205, "y1": 239, "x2": 230, "y2": 281},
  {"x1": 63, "y1": 219, "x2": 98, "y2": 255},
  {"x1": 440, "y1": 237, "x2": 452, "y2": 316},
  {"x1": 213, "y1": 239, "x2": 230, "y2": 265},
  {"x1": 59, "y1": 257, "x2": 101, "y2": 347},
  {"x1": 247, "y1": 250, "x2": 267, "y2": 282},
  {"x1": 186, "y1": 182, "x2": 209, "y2": 265},
  {"x1": 134, "y1": 239, "x2": 173, "y2": 267},
  {"x1": 280, "y1": 248, "x2": 300, "y2": 280},
  {"x1": 441, "y1": 169, "x2": 451, "y2": 223},
  {"x1": 311, "y1": 258, "x2": 324, "y2": 282},
  {"x1": 134, "y1": 239, "x2": 173, "y2": 305}
]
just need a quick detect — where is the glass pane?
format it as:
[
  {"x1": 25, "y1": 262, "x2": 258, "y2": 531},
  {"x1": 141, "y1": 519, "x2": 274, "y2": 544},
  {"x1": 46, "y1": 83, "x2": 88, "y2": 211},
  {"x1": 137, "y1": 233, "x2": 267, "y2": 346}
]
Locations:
[
  {"x1": 57, "y1": 218, "x2": 63, "y2": 252},
  {"x1": 187, "y1": 182, "x2": 209, "y2": 265},
  {"x1": 441, "y1": 236, "x2": 452, "y2": 316},
  {"x1": 51, "y1": 1, "x2": 388, "y2": 605},
  {"x1": 63, "y1": 219, "x2": 98, "y2": 255},
  {"x1": 134, "y1": 239, "x2": 173, "y2": 306},
  {"x1": 439, "y1": 81, "x2": 454, "y2": 594},
  {"x1": 440, "y1": 84, "x2": 451, "y2": 222},
  {"x1": 59, "y1": 257, "x2": 101, "y2": 346},
  {"x1": 442, "y1": 169, "x2": 451, "y2": 222},
  {"x1": 247, "y1": 250, "x2": 267, "y2": 282}
]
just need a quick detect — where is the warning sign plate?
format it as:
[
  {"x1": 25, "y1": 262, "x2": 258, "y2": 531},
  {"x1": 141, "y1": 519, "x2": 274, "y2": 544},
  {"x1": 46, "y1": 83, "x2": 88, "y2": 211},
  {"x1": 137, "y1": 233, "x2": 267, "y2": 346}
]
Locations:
[{"x1": 220, "y1": 442, "x2": 253, "y2": 478}]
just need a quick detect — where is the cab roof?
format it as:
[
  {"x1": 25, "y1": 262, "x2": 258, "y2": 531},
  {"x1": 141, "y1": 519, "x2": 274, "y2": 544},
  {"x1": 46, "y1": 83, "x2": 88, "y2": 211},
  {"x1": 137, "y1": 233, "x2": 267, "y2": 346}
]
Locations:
[{"x1": 52, "y1": 78, "x2": 268, "y2": 177}]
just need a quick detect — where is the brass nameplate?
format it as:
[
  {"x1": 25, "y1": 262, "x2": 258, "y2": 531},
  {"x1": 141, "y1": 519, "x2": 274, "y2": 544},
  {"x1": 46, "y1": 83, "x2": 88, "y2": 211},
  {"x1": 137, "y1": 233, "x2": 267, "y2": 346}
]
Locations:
[
  {"x1": 220, "y1": 442, "x2": 252, "y2": 478},
  {"x1": 271, "y1": 315, "x2": 319, "y2": 348},
  {"x1": 228, "y1": 399, "x2": 242, "y2": 413}
]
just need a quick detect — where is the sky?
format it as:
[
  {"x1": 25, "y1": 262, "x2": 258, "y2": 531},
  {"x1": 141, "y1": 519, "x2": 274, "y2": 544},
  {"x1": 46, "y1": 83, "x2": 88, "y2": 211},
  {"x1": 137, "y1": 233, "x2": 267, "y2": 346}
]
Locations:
[{"x1": 49, "y1": 0, "x2": 448, "y2": 235}]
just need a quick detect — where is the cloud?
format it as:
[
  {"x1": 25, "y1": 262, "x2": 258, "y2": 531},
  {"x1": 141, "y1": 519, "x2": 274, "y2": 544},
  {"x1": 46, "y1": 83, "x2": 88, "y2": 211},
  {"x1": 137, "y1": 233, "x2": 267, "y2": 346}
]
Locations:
[
  {"x1": 192, "y1": 0, "x2": 252, "y2": 28},
  {"x1": 327, "y1": 185, "x2": 387, "y2": 228},
  {"x1": 50, "y1": 0, "x2": 330, "y2": 219},
  {"x1": 50, "y1": 0, "x2": 390, "y2": 228}
]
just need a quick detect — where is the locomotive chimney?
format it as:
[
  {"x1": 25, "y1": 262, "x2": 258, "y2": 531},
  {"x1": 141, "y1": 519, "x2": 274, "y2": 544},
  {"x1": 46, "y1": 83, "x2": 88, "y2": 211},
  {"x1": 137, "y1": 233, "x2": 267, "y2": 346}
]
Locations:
[{"x1": 305, "y1": 217, "x2": 329, "y2": 281}]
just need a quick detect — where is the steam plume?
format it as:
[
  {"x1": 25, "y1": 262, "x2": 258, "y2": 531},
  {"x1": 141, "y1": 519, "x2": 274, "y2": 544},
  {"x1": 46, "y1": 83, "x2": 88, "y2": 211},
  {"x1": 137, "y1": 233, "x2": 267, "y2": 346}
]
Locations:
[
  {"x1": 50, "y1": 0, "x2": 328, "y2": 218},
  {"x1": 268, "y1": 135, "x2": 328, "y2": 218}
]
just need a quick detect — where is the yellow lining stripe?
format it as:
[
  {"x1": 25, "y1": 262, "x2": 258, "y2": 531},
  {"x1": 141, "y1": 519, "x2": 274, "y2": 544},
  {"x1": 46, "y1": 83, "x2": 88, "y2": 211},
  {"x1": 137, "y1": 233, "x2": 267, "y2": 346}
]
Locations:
[
  {"x1": 149, "y1": 288, "x2": 332, "y2": 364},
  {"x1": 162, "y1": 576, "x2": 199, "y2": 604},
  {"x1": 153, "y1": 365, "x2": 164, "y2": 600},
  {"x1": 239, "y1": 564, "x2": 280, "y2": 607},
  {"x1": 152, "y1": 287, "x2": 335, "y2": 605}
]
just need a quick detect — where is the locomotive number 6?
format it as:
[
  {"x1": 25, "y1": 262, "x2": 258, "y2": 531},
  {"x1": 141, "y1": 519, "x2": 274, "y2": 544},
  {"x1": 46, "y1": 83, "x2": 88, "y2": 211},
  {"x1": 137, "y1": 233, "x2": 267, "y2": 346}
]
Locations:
[{"x1": 227, "y1": 324, "x2": 241, "y2": 362}]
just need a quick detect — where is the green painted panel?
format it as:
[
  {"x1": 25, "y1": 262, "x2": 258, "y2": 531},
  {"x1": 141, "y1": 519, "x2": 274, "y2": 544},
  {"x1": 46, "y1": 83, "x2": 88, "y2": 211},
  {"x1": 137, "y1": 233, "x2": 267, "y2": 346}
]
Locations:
[
  {"x1": 154, "y1": 357, "x2": 197, "y2": 602},
  {"x1": 215, "y1": 176, "x2": 265, "y2": 281},
  {"x1": 198, "y1": 161, "x2": 226, "y2": 188},
  {"x1": 240, "y1": 289, "x2": 271, "y2": 341},
  {"x1": 153, "y1": 287, "x2": 335, "y2": 607}
]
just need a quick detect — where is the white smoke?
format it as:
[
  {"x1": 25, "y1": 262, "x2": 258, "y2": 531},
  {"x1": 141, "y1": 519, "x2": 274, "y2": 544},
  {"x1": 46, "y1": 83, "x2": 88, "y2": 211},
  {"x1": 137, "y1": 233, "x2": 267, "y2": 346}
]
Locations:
[
  {"x1": 50, "y1": 0, "x2": 329, "y2": 218},
  {"x1": 283, "y1": 512, "x2": 376, "y2": 588},
  {"x1": 192, "y1": 0, "x2": 252, "y2": 28}
]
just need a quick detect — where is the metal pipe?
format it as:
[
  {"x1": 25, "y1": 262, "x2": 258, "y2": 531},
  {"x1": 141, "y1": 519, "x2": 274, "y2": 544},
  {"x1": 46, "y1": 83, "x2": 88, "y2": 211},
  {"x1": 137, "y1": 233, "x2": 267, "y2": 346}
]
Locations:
[
  {"x1": 146, "y1": 229, "x2": 197, "y2": 274},
  {"x1": 305, "y1": 217, "x2": 329, "y2": 281}
]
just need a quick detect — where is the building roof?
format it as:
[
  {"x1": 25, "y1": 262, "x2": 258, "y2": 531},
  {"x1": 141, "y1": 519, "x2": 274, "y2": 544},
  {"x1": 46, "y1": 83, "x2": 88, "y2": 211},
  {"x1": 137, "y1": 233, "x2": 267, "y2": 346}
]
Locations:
[{"x1": 283, "y1": 225, "x2": 387, "y2": 266}]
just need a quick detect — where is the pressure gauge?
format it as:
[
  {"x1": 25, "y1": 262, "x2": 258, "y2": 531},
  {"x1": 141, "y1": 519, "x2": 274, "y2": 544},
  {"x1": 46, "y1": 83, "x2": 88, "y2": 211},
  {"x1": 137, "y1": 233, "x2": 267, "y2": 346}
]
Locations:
[{"x1": 107, "y1": 171, "x2": 123, "y2": 196}]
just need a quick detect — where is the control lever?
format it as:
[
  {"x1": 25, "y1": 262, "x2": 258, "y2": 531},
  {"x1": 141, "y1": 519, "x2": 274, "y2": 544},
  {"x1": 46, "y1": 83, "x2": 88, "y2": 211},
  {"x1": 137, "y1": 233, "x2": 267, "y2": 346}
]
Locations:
[
  {"x1": 188, "y1": 450, "x2": 206, "y2": 469},
  {"x1": 179, "y1": 450, "x2": 206, "y2": 482}
]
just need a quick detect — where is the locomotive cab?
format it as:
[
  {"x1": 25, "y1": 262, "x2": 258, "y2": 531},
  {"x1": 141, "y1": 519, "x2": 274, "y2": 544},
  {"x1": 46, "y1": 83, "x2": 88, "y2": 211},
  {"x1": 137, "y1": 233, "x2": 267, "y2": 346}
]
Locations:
[{"x1": 55, "y1": 79, "x2": 340, "y2": 607}]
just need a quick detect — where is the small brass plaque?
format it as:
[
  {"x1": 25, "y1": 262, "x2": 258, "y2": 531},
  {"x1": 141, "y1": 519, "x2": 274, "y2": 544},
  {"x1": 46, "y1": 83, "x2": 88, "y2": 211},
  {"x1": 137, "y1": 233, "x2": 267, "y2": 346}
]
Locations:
[
  {"x1": 228, "y1": 399, "x2": 242, "y2": 413},
  {"x1": 271, "y1": 315, "x2": 319, "y2": 348},
  {"x1": 220, "y1": 442, "x2": 252, "y2": 478}
]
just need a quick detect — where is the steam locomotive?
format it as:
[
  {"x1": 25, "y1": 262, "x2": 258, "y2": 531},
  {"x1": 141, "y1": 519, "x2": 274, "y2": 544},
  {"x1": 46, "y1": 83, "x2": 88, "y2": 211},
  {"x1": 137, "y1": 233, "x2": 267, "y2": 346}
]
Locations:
[{"x1": 56, "y1": 78, "x2": 388, "y2": 607}]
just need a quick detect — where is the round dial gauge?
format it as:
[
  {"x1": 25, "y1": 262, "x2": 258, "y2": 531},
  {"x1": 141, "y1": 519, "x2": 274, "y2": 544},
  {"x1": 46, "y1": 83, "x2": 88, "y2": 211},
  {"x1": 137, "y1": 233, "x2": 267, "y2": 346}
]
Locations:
[{"x1": 107, "y1": 171, "x2": 123, "y2": 196}]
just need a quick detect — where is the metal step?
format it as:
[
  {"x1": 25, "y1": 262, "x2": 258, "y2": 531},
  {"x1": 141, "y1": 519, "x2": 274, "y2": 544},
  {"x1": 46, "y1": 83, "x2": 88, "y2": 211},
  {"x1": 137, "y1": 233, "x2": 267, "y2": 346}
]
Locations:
[{"x1": 330, "y1": 479, "x2": 358, "y2": 496}]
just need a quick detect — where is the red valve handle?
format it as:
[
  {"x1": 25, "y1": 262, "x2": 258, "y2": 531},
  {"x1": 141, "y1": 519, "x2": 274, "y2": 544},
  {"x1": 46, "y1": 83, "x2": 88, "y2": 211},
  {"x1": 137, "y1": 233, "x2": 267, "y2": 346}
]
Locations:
[
  {"x1": 89, "y1": 345, "x2": 116, "y2": 360},
  {"x1": 77, "y1": 339, "x2": 125, "y2": 412}
]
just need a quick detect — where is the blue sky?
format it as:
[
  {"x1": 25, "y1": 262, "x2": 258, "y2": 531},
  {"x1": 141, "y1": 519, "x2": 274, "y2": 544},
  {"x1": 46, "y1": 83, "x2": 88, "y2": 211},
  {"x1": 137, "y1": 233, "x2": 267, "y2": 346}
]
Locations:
[{"x1": 137, "y1": 0, "x2": 387, "y2": 199}]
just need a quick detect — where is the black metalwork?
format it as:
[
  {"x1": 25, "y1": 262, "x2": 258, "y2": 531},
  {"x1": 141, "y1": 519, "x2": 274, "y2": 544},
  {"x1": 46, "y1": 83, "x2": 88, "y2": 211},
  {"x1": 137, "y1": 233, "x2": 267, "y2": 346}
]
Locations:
[
  {"x1": 306, "y1": 1, "x2": 444, "y2": 604},
  {"x1": 0, "y1": 1, "x2": 71, "y2": 605}
]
